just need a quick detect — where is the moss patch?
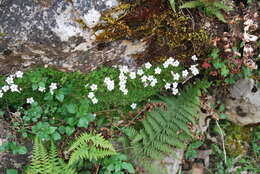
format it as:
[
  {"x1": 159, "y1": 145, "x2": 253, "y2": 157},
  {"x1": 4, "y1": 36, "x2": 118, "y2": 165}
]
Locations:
[{"x1": 94, "y1": 0, "x2": 209, "y2": 65}]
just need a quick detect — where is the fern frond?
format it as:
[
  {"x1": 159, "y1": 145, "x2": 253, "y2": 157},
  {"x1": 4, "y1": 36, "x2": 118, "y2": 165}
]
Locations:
[
  {"x1": 68, "y1": 132, "x2": 116, "y2": 166},
  {"x1": 124, "y1": 81, "x2": 208, "y2": 174}
]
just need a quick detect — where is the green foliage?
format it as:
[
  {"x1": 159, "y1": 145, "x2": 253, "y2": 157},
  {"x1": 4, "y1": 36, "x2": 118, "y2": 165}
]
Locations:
[
  {"x1": 123, "y1": 81, "x2": 209, "y2": 173},
  {"x1": 210, "y1": 48, "x2": 230, "y2": 77},
  {"x1": 6, "y1": 169, "x2": 18, "y2": 174},
  {"x1": 25, "y1": 138, "x2": 76, "y2": 174},
  {"x1": 0, "y1": 141, "x2": 27, "y2": 155},
  {"x1": 180, "y1": 0, "x2": 232, "y2": 22},
  {"x1": 100, "y1": 153, "x2": 135, "y2": 174},
  {"x1": 0, "y1": 59, "x2": 194, "y2": 141},
  {"x1": 185, "y1": 140, "x2": 203, "y2": 160},
  {"x1": 67, "y1": 132, "x2": 116, "y2": 166}
]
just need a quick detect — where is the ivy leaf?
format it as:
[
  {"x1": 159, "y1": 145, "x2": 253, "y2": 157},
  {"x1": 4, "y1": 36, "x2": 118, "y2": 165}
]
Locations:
[
  {"x1": 77, "y1": 117, "x2": 89, "y2": 128},
  {"x1": 52, "y1": 132, "x2": 61, "y2": 141},
  {"x1": 65, "y1": 126, "x2": 75, "y2": 136},
  {"x1": 122, "y1": 162, "x2": 135, "y2": 173},
  {"x1": 65, "y1": 104, "x2": 77, "y2": 114},
  {"x1": 55, "y1": 92, "x2": 64, "y2": 102},
  {"x1": 6, "y1": 169, "x2": 18, "y2": 174}
]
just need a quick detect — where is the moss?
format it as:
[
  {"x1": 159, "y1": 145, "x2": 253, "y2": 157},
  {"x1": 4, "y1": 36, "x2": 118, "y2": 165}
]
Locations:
[
  {"x1": 225, "y1": 124, "x2": 253, "y2": 157},
  {"x1": 94, "y1": 0, "x2": 209, "y2": 65}
]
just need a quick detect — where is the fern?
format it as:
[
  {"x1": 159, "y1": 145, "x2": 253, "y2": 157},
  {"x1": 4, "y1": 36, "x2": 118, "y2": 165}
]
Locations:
[
  {"x1": 123, "y1": 81, "x2": 209, "y2": 174},
  {"x1": 26, "y1": 138, "x2": 76, "y2": 174},
  {"x1": 67, "y1": 132, "x2": 116, "y2": 166}
]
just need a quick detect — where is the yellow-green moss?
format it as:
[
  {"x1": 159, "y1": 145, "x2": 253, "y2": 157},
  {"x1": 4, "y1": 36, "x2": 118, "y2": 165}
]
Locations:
[
  {"x1": 225, "y1": 124, "x2": 253, "y2": 157},
  {"x1": 94, "y1": 0, "x2": 209, "y2": 64}
]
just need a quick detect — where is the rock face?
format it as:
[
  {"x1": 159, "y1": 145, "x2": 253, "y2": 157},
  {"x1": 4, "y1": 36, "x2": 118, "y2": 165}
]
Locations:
[
  {"x1": 225, "y1": 79, "x2": 260, "y2": 126},
  {"x1": 0, "y1": 0, "x2": 143, "y2": 74}
]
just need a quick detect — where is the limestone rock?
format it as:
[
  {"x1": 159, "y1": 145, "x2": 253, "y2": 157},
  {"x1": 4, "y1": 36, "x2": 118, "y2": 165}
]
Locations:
[
  {"x1": 0, "y1": 0, "x2": 143, "y2": 74},
  {"x1": 224, "y1": 79, "x2": 260, "y2": 126}
]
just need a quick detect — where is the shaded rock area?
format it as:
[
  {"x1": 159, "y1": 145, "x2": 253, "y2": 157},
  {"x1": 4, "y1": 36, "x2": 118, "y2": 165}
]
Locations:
[
  {"x1": 225, "y1": 79, "x2": 260, "y2": 126},
  {"x1": 0, "y1": 120, "x2": 32, "y2": 173},
  {"x1": 0, "y1": 0, "x2": 143, "y2": 74}
]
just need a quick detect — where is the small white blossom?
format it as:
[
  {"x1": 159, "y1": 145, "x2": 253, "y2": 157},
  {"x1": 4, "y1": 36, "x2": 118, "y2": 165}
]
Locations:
[
  {"x1": 150, "y1": 79, "x2": 157, "y2": 87},
  {"x1": 172, "y1": 60, "x2": 180, "y2": 67},
  {"x1": 119, "y1": 65, "x2": 129, "y2": 73},
  {"x1": 15, "y1": 71, "x2": 23, "y2": 78},
  {"x1": 172, "y1": 72, "x2": 180, "y2": 81},
  {"x1": 144, "y1": 62, "x2": 152, "y2": 69},
  {"x1": 10, "y1": 84, "x2": 19, "y2": 92},
  {"x1": 130, "y1": 103, "x2": 137, "y2": 109},
  {"x1": 137, "y1": 69, "x2": 144, "y2": 76},
  {"x1": 2, "y1": 85, "x2": 9, "y2": 92},
  {"x1": 167, "y1": 57, "x2": 175, "y2": 64},
  {"x1": 49, "y1": 83, "x2": 57, "y2": 90},
  {"x1": 182, "y1": 70, "x2": 189, "y2": 78},
  {"x1": 104, "y1": 77, "x2": 115, "y2": 91},
  {"x1": 165, "y1": 83, "x2": 171, "y2": 89},
  {"x1": 191, "y1": 55, "x2": 198, "y2": 61},
  {"x1": 172, "y1": 88, "x2": 178, "y2": 95},
  {"x1": 5, "y1": 76, "x2": 14, "y2": 85},
  {"x1": 122, "y1": 89, "x2": 128, "y2": 95},
  {"x1": 141, "y1": 75, "x2": 147, "y2": 82},
  {"x1": 0, "y1": 90, "x2": 3, "y2": 98},
  {"x1": 190, "y1": 65, "x2": 199, "y2": 75},
  {"x1": 26, "y1": 97, "x2": 34, "y2": 104},
  {"x1": 92, "y1": 98, "x2": 98, "y2": 104},
  {"x1": 129, "y1": 72, "x2": 136, "y2": 79},
  {"x1": 38, "y1": 86, "x2": 46, "y2": 92},
  {"x1": 172, "y1": 82, "x2": 178, "y2": 89},
  {"x1": 90, "y1": 84, "x2": 98, "y2": 91},
  {"x1": 143, "y1": 82, "x2": 148, "y2": 87},
  {"x1": 119, "y1": 73, "x2": 127, "y2": 81},
  {"x1": 154, "y1": 67, "x2": 161, "y2": 74},
  {"x1": 163, "y1": 61, "x2": 169, "y2": 68},
  {"x1": 88, "y1": 92, "x2": 95, "y2": 99}
]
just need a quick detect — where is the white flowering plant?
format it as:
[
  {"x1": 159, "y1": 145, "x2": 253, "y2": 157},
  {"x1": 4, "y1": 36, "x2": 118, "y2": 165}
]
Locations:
[{"x1": 0, "y1": 57, "x2": 200, "y2": 141}]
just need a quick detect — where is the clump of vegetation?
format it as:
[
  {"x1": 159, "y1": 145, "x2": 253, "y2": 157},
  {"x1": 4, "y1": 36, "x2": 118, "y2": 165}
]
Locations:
[{"x1": 94, "y1": 0, "x2": 209, "y2": 64}]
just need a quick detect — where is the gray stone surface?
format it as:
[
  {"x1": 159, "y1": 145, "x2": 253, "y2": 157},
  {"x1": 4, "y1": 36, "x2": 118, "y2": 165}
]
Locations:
[
  {"x1": 0, "y1": 0, "x2": 143, "y2": 74},
  {"x1": 225, "y1": 79, "x2": 260, "y2": 126}
]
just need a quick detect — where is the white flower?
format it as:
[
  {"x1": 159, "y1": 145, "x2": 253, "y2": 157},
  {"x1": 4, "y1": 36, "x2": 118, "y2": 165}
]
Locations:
[
  {"x1": 90, "y1": 84, "x2": 98, "y2": 91},
  {"x1": 5, "y1": 76, "x2": 14, "y2": 85},
  {"x1": 92, "y1": 98, "x2": 98, "y2": 104},
  {"x1": 15, "y1": 71, "x2": 23, "y2": 78},
  {"x1": 88, "y1": 92, "x2": 95, "y2": 99},
  {"x1": 49, "y1": 83, "x2": 57, "y2": 90},
  {"x1": 122, "y1": 89, "x2": 128, "y2": 95},
  {"x1": 130, "y1": 103, "x2": 137, "y2": 109},
  {"x1": 119, "y1": 65, "x2": 129, "y2": 74},
  {"x1": 10, "y1": 84, "x2": 19, "y2": 92},
  {"x1": 137, "y1": 69, "x2": 144, "y2": 76},
  {"x1": 172, "y1": 82, "x2": 178, "y2": 89},
  {"x1": 167, "y1": 57, "x2": 175, "y2": 64},
  {"x1": 150, "y1": 79, "x2": 157, "y2": 87},
  {"x1": 143, "y1": 82, "x2": 148, "y2": 87},
  {"x1": 190, "y1": 65, "x2": 199, "y2": 75},
  {"x1": 26, "y1": 97, "x2": 34, "y2": 104},
  {"x1": 147, "y1": 75, "x2": 154, "y2": 81},
  {"x1": 191, "y1": 55, "x2": 198, "y2": 61},
  {"x1": 38, "y1": 86, "x2": 46, "y2": 92},
  {"x1": 144, "y1": 62, "x2": 152, "y2": 69},
  {"x1": 129, "y1": 72, "x2": 136, "y2": 79},
  {"x1": 172, "y1": 72, "x2": 180, "y2": 81},
  {"x1": 2, "y1": 85, "x2": 9, "y2": 92},
  {"x1": 119, "y1": 73, "x2": 127, "y2": 81},
  {"x1": 165, "y1": 83, "x2": 171, "y2": 89},
  {"x1": 172, "y1": 60, "x2": 180, "y2": 67},
  {"x1": 154, "y1": 67, "x2": 161, "y2": 74},
  {"x1": 163, "y1": 61, "x2": 169, "y2": 68},
  {"x1": 0, "y1": 90, "x2": 3, "y2": 98},
  {"x1": 104, "y1": 78, "x2": 115, "y2": 91},
  {"x1": 182, "y1": 70, "x2": 189, "y2": 78},
  {"x1": 172, "y1": 88, "x2": 178, "y2": 95},
  {"x1": 141, "y1": 75, "x2": 147, "y2": 82}
]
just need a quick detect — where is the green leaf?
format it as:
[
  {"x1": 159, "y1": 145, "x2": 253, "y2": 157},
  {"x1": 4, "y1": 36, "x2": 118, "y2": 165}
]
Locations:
[
  {"x1": 52, "y1": 132, "x2": 61, "y2": 141},
  {"x1": 219, "y1": 113, "x2": 227, "y2": 119},
  {"x1": 77, "y1": 117, "x2": 89, "y2": 128},
  {"x1": 66, "y1": 104, "x2": 77, "y2": 114},
  {"x1": 180, "y1": 1, "x2": 204, "y2": 9},
  {"x1": 15, "y1": 146, "x2": 28, "y2": 155},
  {"x1": 6, "y1": 169, "x2": 18, "y2": 174},
  {"x1": 169, "y1": 0, "x2": 176, "y2": 11},
  {"x1": 65, "y1": 126, "x2": 75, "y2": 136},
  {"x1": 122, "y1": 162, "x2": 135, "y2": 173},
  {"x1": 56, "y1": 92, "x2": 64, "y2": 102},
  {"x1": 214, "y1": 10, "x2": 226, "y2": 23}
]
